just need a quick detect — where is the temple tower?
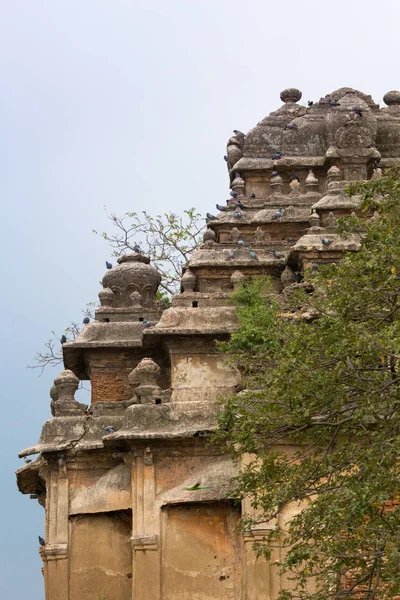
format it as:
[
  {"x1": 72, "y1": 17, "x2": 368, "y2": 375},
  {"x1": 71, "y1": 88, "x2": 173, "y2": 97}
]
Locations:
[{"x1": 17, "y1": 87, "x2": 400, "y2": 600}]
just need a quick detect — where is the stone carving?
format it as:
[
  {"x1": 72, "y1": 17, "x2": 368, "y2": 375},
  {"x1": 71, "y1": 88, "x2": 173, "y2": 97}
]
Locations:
[
  {"x1": 128, "y1": 358, "x2": 166, "y2": 405},
  {"x1": 143, "y1": 447, "x2": 153, "y2": 466},
  {"x1": 98, "y1": 287, "x2": 114, "y2": 307},
  {"x1": 50, "y1": 370, "x2": 87, "y2": 417},
  {"x1": 203, "y1": 227, "x2": 216, "y2": 245},
  {"x1": 231, "y1": 172, "x2": 245, "y2": 197},
  {"x1": 254, "y1": 227, "x2": 266, "y2": 242},
  {"x1": 309, "y1": 209, "x2": 320, "y2": 228},
  {"x1": 284, "y1": 205, "x2": 296, "y2": 218},
  {"x1": 289, "y1": 179, "x2": 301, "y2": 195},
  {"x1": 181, "y1": 268, "x2": 196, "y2": 292},
  {"x1": 326, "y1": 211, "x2": 337, "y2": 230},
  {"x1": 280, "y1": 88, "x2": 302, "y2": 104},
  {"x1": 305, "y1": 169, "x2": 319, "y2": 193},
  {"x1": 270, "y1": 174, "x2": 283, "y2": 194},
  {"x1": 230, "y1": 270, "x2": 246, "y2": 290},
  {"x1": 129, "y1": 291, "x2": 142, "y2": 307},
  {"x1": 229, "y1": 227, "x2": 241, "y2": 243},
  {"x1": 371, "y1": 167, "x2": 383, "y2": 180},
  {"x1": 101, "y1": 253, "x2": 161, "y2": 308}
]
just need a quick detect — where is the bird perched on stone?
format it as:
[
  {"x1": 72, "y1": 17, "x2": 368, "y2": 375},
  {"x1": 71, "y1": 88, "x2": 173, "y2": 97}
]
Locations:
[
  {"x1": 24, "y1": 457, "x2": 32, "y2": 464},
  {"x1": 353, "y1": 106, "x2": 362, "y2": 117},
  {"x1": 287, "y1": 237, "x2": 295, "y2": 242},
  {"x1": 226, "y1": 249, "x2": 237, "y2": 261},
  {"x1": 273, "y1": 250, "x2": 284, "y2": 259},
  {"x1": 312, "y1": 263, "x2": 319, "y2": 271},
  {"x1": 328, "y1": 98, "x2": 340, "y2": 107},
  {"x1": 106, "y1": 260, "x2": 113, "y2": 269},
  {"x1": 60, "y1": 335, "x2": 67, "y2": 345},
  {"x1": 249, "y1": 193, "x2": 256, "y2": 198},
  {"x1": 184, "y1": 482, "x2": 213, "y2": 491},
  {"x1": 233, "y1": 129, "x2": 243, "y2": 136},
  {"x1": 83, "y1": 317, "x2": 90, "y2": 325},
  {"x1": 272, "y1": 151, "x2": 283, "y2": 160},
  {"x1": 133, "y1": 243, "x2": 142, "y2": 253},
  {"x1": 223, "y1": 155, "x2": 228, "y2": 162},
  {"x1": 322, "y1": 238, "x2": 333, "y2": 245},
  {"x1": 142, "y1": 319, "x2": 155, "y2": 327},
  {"x1": 216, "y1": 203, "x2": 228, "y2": 212},
  {"x1": 232, "y1": 210, "x2": 245, "y2": 219},
  {"x1": 38, "y1": 536, "x2": 45, "y2": 547},
  {"x1": 294, "y1": 272, "x2": 303, "y2": 283},
  {"x1": 237, "y1": 240, "x2": 245, "y2": 248},
  {"x1": 373, "y1": 159, "x2": 381, "y2": 169},
  {"x1": 308, "y1": 100, "x2": 314, "y2": 107},
  {"x1": 249, "y1": 249, "x2": 259, "y2": 261},
  {"x1": 206, "y1": 213, "x2": 217, "y2": 221},
  {"x1": 234, "y1": 199, "x2": 246, "y2": 208},
  {"x1": 271, "y1": 170, "x2": 279, "y2": 178},
  {"x1": 284, "y1": 123, "x2": 298, "y2": 130},
  {"x1": 230, "y1": 190, "x2": 239, "y2": 198},
  {"x1": 290, "y1": 171, "x2": 300, "y2": 182},
  {"x1": 271, "y1": 208, "x2": 283, "y2": 220},
  {"x1": 104, "y1": 425, "x2": 115, "y2": 435}
]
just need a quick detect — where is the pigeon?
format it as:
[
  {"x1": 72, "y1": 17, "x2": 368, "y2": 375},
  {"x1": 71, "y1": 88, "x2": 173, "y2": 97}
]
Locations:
[
  {"x1": 284, "y1": 123, "x2": 298, "y2": 130},
  {"x1": 234, "y1": 199, "x2": 246, "y2": 208},
  {"x1": 249, "y1": 249, "x2": 259, "y2": 261},
  {"x1": 322, "y1": 238, "x2": 333, "y2": 245},
  {"x1": 290, "y1": 171, "x2": 300, "y2": 182},
  {"x1": 272, "y1": 208, "x2": 283, "y2": 220},
  {"x1": 133, "y1": 243, "x2": 142, "y2": 253},
  {"x1": 226, "y1": 249, "x2": 237, "y2": 261},
  {"x1": 249, "y1": 193, "x2": 256, "y2": 198},
  {"x1": 294, "y1": 272, "x2": 303, "y2": 283},
  {"x1": 142, "y1": 319, "x2": 155, "y2": 327},
  {"x1": 272, "y1": 151, "x2": 283, "y2": 160},
  {"x1": 83, "y1": 317, "x2": 90, "y2": 325},
  {"x1": 106, "y1": 261, "x2": 113, "y2": 269},
  {"x1": 230, "y1": 191, "x2": 239, "y2": 198},
  {"x1": 233, "y1": 129, "x2": 243, "y2": 136},
  {"x1": 308, "y1": 101, "x2": 314, "y2": 107},
  {"x1": 273, "y1": 250, "x2": 284, "y2": 259},
  {"x1": 216, "y1": 203, "x2": 228, "y2": 212},
  {"x1": 184, "y1": 482, "x2": 213, "y2": 491},
  {"x1": 206, "y1": 213, "x2": 217, "y2": 221},
  {"x1": 271, "y1": 170, "x2": 279, "y2": 178},
  {"x1": 60, "y1": 335, "x2": 67, "y2": 345},
  {"x1": 237, "y1": 240, "x2": 245, "y2": 247},
  {"x1": 328, "y1": 98, "x2": 340, "y2": 107},
  {"x1": 24, "y1": 457, "x2": 32, "y2": 464},
  {"x1": 311, "y1": 263, "x2": 319, "y2": 271},
  {"x1": 353, "y1": 106, "x2": 362, "y2": 117},
  {"x1": 287, "y1": 237, "x2": 295, "y2": 242},
  {"x1": 232, "y1": 210, "x2": 244, "y2": 219},
  {"x1": 38, "y1": 536, "x2": 45, "y2": 547},
  {"x1": 104, "y1": 425, "x2": 115, "y2": 435},
  {"x1": 224, "y1": 155, "x2": 228, "y2": 162},
  {"x1": 373, "y1": 159, "x2": 381, "y2": 169}
]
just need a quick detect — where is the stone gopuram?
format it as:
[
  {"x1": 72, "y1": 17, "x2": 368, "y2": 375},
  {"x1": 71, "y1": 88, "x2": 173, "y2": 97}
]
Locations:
[{"x1": 17, "y1": 87, "x2": 400, "y2": 600}]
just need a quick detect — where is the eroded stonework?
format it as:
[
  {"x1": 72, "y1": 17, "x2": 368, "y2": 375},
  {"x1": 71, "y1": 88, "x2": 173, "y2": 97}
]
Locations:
[{"x1": 17, "y1": 86, "x2": 400, "y2": 600}]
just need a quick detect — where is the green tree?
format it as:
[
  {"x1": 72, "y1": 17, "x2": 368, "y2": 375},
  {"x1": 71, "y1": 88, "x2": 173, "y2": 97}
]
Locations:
[{"x1": 216, "y1": 171, "x2": 400, "y2": 599}]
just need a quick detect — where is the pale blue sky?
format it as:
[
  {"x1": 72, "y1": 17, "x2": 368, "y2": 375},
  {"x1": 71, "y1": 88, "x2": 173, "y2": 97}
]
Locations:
[{"x1": 1, "y1": 0, "x2": 400, "y2": 597}]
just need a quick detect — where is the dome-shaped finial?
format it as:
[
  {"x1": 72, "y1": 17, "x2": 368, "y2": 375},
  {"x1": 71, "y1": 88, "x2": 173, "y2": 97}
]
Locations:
[
  {"x1": 280, "y1": 88, "x2": 302, "y2": 104},
  {"x1": 101, "y1": 253, "x2": 161, "y2": 308},
  {"x1": 383, "y1": 90, "x2": 400, "y2": 106}
]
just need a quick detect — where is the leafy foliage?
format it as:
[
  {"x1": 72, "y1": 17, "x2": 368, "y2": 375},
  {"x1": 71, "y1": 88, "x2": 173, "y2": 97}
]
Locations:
[{"x1": 215, "y1": 171, "x2": 400, "y2": 599}]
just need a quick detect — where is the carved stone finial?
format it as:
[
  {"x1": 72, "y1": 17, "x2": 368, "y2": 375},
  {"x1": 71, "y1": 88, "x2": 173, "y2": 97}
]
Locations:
[
  {"x1": 305, "y1": 169, "x2": 319, "y2": 193},
  {"x1": 129, "y1": 291, "x2": 142, "y2": 307},
  {"x1": 98, "y1": 287, "x2": 114, "y2": 307},
  {"x1": 50, "y1": 370, "x2": 87, "y2": 417},
  {"x1": 231, "y1": 172, "x2": 245, "y2": 197},
  {"x1": 326, "y1": 211, "x2": 337, "y2": 230},
  {"x1": 181, "y1": 269, "x2": 196, "y2": 292},
  {"x1": 229, "y1": 227, "x2": 241, "y2": 243},
  {"x1": 309, "y1": 209, "x2": 320, "y2": 228},
  {"x1": 280, "y1": 88, "x2": 302, "y2": 104},
  {"x1": 383, "y1": 90, "x2": 400, "y2": 106},
  {"x1": 254, "y1": 227, "x2": 265, "y2": 242},
  {"x1": 230, "y1": 270, "x2": 246, "y2": 290},
  {"x1": 270, "y1": 174, "x2": 283, "y2": 194},
  {"x1": 101, "y1": 253, "x2": 161, "y2": 308},
  {"x1": 203, "y1": 227, "x2": 216, "y2": 245},
  {"x1": 289, "y1": 180, "x2": 301, "y2": 195},
  {"x1": 327, "y1": 165, "x2": 341, "y2": 181},
  {"x1": 128, "y1": 358, "x2": 162, "y2": 405}
]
